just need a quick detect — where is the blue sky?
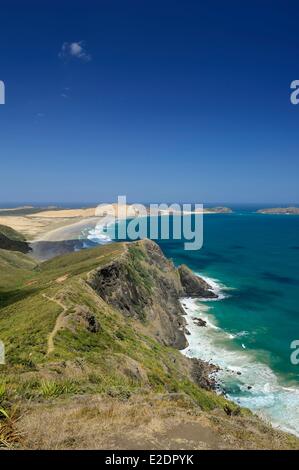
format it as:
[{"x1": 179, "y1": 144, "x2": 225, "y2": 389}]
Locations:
[{"x1": 0, "y1": 0, "x2": 299, "y2": 204}]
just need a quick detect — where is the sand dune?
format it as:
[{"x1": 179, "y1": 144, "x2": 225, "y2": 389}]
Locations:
[{"x1": 30, "y1": 207, "x2": 96, "y2": 218}]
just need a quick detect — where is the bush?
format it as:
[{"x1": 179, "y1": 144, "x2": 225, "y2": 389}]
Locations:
[{"x1": 39, "y1": 379, "x2": 78, "y2": 398}]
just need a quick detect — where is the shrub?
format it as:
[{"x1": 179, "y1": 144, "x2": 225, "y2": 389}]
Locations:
[{"x1": 39, "y1": 379, "x2": 78, "y2": 397}]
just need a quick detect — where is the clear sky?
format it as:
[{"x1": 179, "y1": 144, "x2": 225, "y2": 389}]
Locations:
[{"x1": 0, "y1": 0, "x2": 299, "y2": 204}]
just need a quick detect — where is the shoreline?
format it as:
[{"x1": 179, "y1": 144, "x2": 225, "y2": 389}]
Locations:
[
  {"x1": 5, "y1": 207, "x2": 299, "y2": 438},
  {"x1": 179, "y1": 274, "x2": 299, "y2": 438},
  {"x1": 28, "y1": 209, "x2": 232, "y2": 261},
  {"x1": 29, "y1": 216, "x2": 111, "y2": 261},
  {"x1": 0, "y1": 205, "x2": 233, "y2": 242}
]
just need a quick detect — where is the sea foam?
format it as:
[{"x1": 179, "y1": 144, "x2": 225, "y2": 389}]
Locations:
[
  {"x1": 180, "y1": 275, "x2": 299, "y2": 437},
  {"x1": 86, "y1": 222, "x2": 113, "y2": 244}
]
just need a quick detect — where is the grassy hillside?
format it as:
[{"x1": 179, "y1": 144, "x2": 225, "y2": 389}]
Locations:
[
  {"x1": 0, "y1": 241, "x2": 298, "y2": 449},
  {"x1": 0, "y1": 242, "x2": 226, "y2": 407},
  {"x1": 0, "y1": 225, "x2": 36, "y2": 312},
  {"x1": 0, "y1": 224, "x2": 31, "y2": 254},
  {"x1": 0, "y1": 225, "x2": 27, "y2": 241},
  {"x1": 0, "y1": 248, "x2": 37, "y2": 308}
]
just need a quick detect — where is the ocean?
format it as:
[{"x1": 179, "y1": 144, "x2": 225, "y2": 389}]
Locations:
[{"x1": 85, "y1": 206, "x2": 299, "y2": 436}]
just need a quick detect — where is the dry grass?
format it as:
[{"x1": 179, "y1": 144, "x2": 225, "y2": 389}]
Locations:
[
  {"x1": 17, "y1": 393, "x2": 299, "y2": 450},
  {"x1": 18, "y1": 395, "x2": 169, "y2": 450},
  {"x1": 0, "y1": 406, "x2": 23, "y2": 448}
]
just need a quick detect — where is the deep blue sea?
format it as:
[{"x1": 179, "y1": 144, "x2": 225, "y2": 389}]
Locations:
[{"x1": 85, "y1": 205, "x2": 299, "y2": 435}]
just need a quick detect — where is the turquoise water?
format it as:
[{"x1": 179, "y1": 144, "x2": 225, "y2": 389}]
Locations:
[
  {"x1": 161, "y1": 211, "x2": 299, "y2": 381},
  {"x1": 86, "y1": 208, "x2": 299, "y2": 435}
]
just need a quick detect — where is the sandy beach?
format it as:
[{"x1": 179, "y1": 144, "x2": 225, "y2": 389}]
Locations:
[
  {"x1": 28, "y1": 216, "x2": 106, "y2": 261},
  {"x1": 0, "y1": 204, "x2": 232, "y2": 261},
  {"x1": 0, "y1": 207, "x2": 100, "y2": 240}
]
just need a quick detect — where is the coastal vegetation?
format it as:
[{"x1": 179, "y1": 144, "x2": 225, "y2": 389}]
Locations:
[
  {"x1": 0, "y1": 225, "x2": 31, "y2": 253},
  {"x1": 0, "y1": 224, "x2": 298, "y2": 449}
]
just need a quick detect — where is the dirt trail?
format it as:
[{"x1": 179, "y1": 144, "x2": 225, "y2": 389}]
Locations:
[{"x1": 42, "y1": 294, "x2": 67, "y2": 355}]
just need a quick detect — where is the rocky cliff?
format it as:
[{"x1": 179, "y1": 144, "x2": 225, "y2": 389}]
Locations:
[
  {"x1": 87, "y1": 239, "x2": 215, "y2": 349},
  {"x1": 178, "y1": 264, "x2": 217, "y2": 298}
]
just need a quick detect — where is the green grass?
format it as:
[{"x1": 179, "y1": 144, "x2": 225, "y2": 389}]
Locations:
[
  {"x1": 0, "y1": 384, "x2": 6, "y2": 402},
  {"x1": 126, "y1": 245, "x2": 154, "y2": 294},
  {"x1": 39, "y1": 242, "x2": 124, "y2": 278},
  {"x1": 0, "y1": 225, "x2": 36, "y2": 293},
  {"x1": 0, "y1": 225, "x2": 26, "y2": 242},
  {"x1": 39, "y1": 379, "x2": 79, "y2": 397},
  {"x1": 0, "y1": 291, "x2": 61, "y2": 364},
  {"x1": 0, "y1": 240, "x2": 252, "y2": 417},
  {"x1": 0, "y1": 225, "x2": 31, "y2": 254},
  {"x1": 0, "y1": 249, "x2": 37, "y2": 308}
]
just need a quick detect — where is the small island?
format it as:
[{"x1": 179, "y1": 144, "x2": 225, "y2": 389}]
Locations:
[
  {"x1": 257, "y1": 207, "x2": 299, "y2": 215},
  {"x1": 204, "y1": 206, "x2": 233, "y2": 214}
]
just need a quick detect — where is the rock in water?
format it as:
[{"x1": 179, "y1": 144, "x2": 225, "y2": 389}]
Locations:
[{"x1": 178, "y1": 264, "x2": 217, "y2": 299}]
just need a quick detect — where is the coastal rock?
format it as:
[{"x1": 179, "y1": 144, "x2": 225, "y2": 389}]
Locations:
[
  {"x1": 192, "y1": 316, "x2": 207, "y2": 327},
  {"x1": 191, "y1": 358, "x2": 220, "y2": 390},
  {"x1": 72, "y1": 305, "x2": 100, "y2": 333},
  {"x1": 63, "y1": 304, "x2": 101, "y2": 333},
  {"x1": 87, "y1": 239, "x2": 187, "y2": 349},
  {"x1": 87, "y1": 240, "x2": 217, "y2": 350},
  {"x1": 178, "y1": 264, "x2": 217, "y2": 299}
]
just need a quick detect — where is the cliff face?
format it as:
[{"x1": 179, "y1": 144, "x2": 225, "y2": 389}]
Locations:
[
  {"x1": 87, "y1": 240, "x2": 216, "y2": 349},
  {"x1": 88, "y1": 239, "x2": 191, "y2": 349},
  {"x1": 178, "y1": 264, "x2": 217, "y2": 298}
]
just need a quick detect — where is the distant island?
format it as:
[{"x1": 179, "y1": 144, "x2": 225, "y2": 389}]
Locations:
[
  {"x1": 257, "y1": 207, "x2": 299, "y2": 215},
  {"x1": 205, "y1": 206, "x2": 232, "y2": 214},
  {"x1": 156, "y1": 206, "x2": 233, "y2": 216}
]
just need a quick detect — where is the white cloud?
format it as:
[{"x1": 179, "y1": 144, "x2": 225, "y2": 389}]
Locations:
[
  {"x1": 59, "y1": 41, "x2": 91, "y2": 62},
  {"x1": 60, "y1": 87, "x2": 71, "y2": 99}
]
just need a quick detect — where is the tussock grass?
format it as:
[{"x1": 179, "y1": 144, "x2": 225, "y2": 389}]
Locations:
[
  {"x1": 17, "y1": 393, "x2": 299, "y2": 450},
  {"x1": 39, "y1": 380, "x2": 79, "y2": 398},
  {"x1": 0, "y1": 405, "x2": 22, "y2": 448}
]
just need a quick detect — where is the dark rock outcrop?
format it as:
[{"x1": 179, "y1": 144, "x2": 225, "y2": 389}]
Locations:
[
  {"x1": 191, "y1": 358, "x2": 220, "y2": 390},
  {"x1": 87, "y1": 240, "x2": 219, "y2": 384},
  {"x1": 71, "y1": 305, "x2": 100, "y2": 333},
  {"x1": 87, "y1": 239, "x2": 188, "y2": 349},
  {"x1": 192, "y1": 317, "x2": 207, "y2": 327},
  {"x1": 178, "y1": 264, "x2": 217, "y2": 299}
]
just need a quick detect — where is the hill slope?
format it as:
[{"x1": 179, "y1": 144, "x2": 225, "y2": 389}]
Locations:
[
  {"x1": 0, "y1": 240, "x2": 298, "y2": 449},
  {"x1": 0, "y1": 224, "x2": 31, "y2": 253}
]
